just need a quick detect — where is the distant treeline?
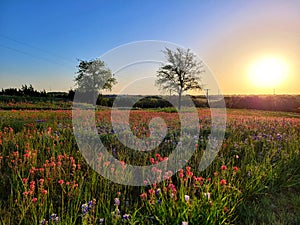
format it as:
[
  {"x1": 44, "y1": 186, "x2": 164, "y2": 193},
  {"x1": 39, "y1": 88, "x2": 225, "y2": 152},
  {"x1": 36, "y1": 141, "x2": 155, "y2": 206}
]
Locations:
[
  {"x1": 98, "y1": 95, "x2": 300, "y2": 113},
  {"x1": 224, "y1": 95, "x2": 300, "y2": 113},
  {"x1": 1, "y1": 85, "x2": 299, "y2": 113},
  {"x1": 0, "y1": 84, "x2": 75, "y2": 100}
]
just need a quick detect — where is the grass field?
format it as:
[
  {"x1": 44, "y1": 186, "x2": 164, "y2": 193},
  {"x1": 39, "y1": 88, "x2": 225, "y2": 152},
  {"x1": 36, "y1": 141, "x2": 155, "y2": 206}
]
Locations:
[{"x1": 0, "y1": 108, "x2": 299, "y2": 224}]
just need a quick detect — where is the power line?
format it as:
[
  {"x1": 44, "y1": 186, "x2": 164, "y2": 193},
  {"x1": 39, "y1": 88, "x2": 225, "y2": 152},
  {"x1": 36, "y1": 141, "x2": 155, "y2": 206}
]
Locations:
[
  {"x1": 0, "y1": 34, "x2": 74, "y2": 66},
  {"x1": 0, "y1": 44, "x2": 68, "y2": 66}
]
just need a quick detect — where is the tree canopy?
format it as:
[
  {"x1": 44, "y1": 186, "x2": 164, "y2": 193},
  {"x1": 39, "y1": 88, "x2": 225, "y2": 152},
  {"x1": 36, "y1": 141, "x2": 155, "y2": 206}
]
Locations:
[
  {"x1": 75, "y1": 59, "x2": 116, "y2": 92},
  {"x1": 75, "y1": 59, "x2": 117, "y2": 104},
  {"x1": 156, "y1": 48, "x2": 204, "y2": 109}
]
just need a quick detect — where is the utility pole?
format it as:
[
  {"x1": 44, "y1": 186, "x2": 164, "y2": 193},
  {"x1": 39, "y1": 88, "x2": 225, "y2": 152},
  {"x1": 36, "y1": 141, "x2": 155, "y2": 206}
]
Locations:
[{"x1": 204, "y1": 88, "x2": 210, "y2": 106}]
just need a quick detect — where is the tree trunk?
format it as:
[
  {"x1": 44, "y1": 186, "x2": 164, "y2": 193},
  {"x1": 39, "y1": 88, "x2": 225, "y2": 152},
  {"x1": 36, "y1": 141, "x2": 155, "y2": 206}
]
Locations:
[{"x1": 178, "y1": 89, "x2": 182, "y2": 111}]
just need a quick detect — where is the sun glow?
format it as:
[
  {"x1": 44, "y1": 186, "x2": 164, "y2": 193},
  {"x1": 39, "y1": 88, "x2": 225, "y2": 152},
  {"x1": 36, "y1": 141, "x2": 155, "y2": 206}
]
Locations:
[{"x1": 248, "y1": 56, "x2": 289, "y2": 89}]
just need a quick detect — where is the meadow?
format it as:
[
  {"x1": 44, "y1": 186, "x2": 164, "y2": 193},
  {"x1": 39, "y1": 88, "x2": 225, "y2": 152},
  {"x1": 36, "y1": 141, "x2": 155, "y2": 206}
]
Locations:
[{"x1": 0, "y1": 108, "x2": 299, "y2": 224}]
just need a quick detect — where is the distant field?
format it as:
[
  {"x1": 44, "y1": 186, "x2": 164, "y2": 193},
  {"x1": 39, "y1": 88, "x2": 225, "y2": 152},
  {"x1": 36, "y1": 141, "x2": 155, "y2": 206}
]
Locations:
[
  {"x1": 0, "y1": 108, "x2": 299, "y2": 224},
  {"x1": 1, "y1": 94, "x2": 300, "y2": 114}
]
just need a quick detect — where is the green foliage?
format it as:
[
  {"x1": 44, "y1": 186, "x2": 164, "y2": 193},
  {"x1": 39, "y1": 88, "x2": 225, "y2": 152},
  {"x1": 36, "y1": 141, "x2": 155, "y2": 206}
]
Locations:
[{"x1": 75, "y1": 59, "x2": 117, "y2": 96}]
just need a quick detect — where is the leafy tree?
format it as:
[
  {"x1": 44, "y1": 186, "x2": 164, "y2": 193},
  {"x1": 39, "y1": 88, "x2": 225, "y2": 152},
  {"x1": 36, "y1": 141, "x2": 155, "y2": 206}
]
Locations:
[
  {"x1": 156, "y1": 48, "x2": 204, "y2": 110},
  {"x1": 75, "y1": 59, "x2": 117, "y2": 105}
]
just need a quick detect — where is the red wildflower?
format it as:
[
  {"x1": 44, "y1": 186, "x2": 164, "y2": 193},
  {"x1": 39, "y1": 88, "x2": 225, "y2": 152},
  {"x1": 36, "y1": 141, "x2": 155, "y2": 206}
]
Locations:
[
  {"x1": 140, "y1": 192, "x2": 147, "y2": 200},
  {"x1": 220, "y1": 179, "x2": 227, "y2": 185},
  {"x1": 148, "y1": 189, "x2": 154, "y2": 195},
  {"x1": 221, "y1": 165, "x2": 227, "y2": 170},
  {"x1": 39, "y1": 178, "x2": 44, "y2": 184},
  {"x1": 186, "y1": 171, "x2": 193, "y2": 178},
  {"x1": 58, "y1": 179, "x2": 64, "y2": 185}
]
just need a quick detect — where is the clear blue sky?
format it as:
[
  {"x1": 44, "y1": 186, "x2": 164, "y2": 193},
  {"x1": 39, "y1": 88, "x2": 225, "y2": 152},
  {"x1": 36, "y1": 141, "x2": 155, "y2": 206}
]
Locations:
[{"x1": 1, "y1": 0, "x2": 299, "y2": 94}]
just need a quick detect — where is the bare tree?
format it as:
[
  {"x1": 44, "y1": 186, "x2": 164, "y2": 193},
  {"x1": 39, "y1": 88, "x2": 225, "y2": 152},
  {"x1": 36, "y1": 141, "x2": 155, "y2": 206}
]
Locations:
[{"x1": 156, "y1": 48, "x2": 204, "y2": 110}]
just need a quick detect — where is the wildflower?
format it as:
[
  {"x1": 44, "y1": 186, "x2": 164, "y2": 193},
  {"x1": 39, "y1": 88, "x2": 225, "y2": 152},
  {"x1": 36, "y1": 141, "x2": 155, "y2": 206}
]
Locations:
[
  {"x1": 23, "y1": 153, "x2": 30, "y2": 158},
  {"x1": 182, "y1": 222, "x2": 188, "y2": 225},
  {"x1": 99, "y1": 218, "x2": 104, "y2": 224},
  {"x1": 32, "y1": 197, "x2": 38, "y2": 203},
  {"x1": 117, "y1": 191, "x2": 121, "y2": 196},
  {"x1": 58, "y1": 179, "x2": 64, "y2": 185},
  {"x1": 88, "y1": 200, "x2": 95, "y2": 209},
  {"x1": 42, "y1": 189, "x2": 48, "y2": 195},
  {"x1": 39, "y1": 219, "x2": 47, "y2": 225},
  {"x1": 148, "y1": 189, "x2": 154, "y2": 195},
  {"x1": 184, "y1": 195, "x2": 190, "y2": 202},
  {"x1": 186, "y1": 171, "x2": 193, "y2": 177},
  {"x1": 114, "y1": 198, "x2": 120, "y2": 206},
  {"x1": 122, "y1": 214, "x2": 131, "y2": 220},
  {"x1": 30, "y1": 181, "x2": 35, "y2": 190},
  {"x1": 49, "y1": 213, "x2": 59, "y2": 222},
  {"x1": 221, "y1": 165, "x2": 227, "y2": 170},
  {"x1": 22, "y1": 178, "x2": 28, "y2": 183},
  {"x1": 220, "y1": 179, "x2": 227, "y2": 185},
  {"x1": 150, "y1": 158, "x2": 155, "y2": 164},
  {"x1": 39, "y1": 178, "x2": 45, "y2": 184},
  {"x1": 168, "y1": 183, "x2": 177, "y2": 193},
  {"x1": 140, "y1": 192, "x2": 147, "y2": 200},
  {"x1": 203, "y1": 192, "x2": 211, "y2": 199},
  {"x1": 81, "y1": 203, "x2": 89, "y2": 215},
  {"x1": 233, "y1": 166, "x2": 239, "y2": 171},
  {"x1": 155, "y1": 188, "x2": 161, "y2": 197}
]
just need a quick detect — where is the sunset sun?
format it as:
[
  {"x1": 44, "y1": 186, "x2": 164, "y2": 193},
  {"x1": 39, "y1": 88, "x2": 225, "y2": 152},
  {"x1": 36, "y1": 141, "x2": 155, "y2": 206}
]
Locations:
[{"x1": 248, "y1": 56, "x2": 289, "y2": 89}]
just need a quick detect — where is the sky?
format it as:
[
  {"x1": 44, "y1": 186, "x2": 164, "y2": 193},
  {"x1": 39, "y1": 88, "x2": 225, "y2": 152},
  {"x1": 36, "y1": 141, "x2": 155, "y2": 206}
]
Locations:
[{"x1": 0, "y1": 0, "x2": 299, "y2": 95}]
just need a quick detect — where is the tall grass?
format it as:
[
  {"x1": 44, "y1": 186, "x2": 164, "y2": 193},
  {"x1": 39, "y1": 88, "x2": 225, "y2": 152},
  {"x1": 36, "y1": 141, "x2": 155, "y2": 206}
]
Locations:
[{"x1": 0, "y1": 109, "x2": 299, "y2": 224}]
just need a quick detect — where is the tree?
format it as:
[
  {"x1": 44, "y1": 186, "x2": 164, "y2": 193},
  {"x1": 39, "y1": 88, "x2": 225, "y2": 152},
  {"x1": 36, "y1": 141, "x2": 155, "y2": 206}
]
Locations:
[
  {"x1": 75, "y1": 59, "x2": 117, "y2": 105},
  {"x1": 156, "y1": 48, "x2": 204, "y2": 110}
]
